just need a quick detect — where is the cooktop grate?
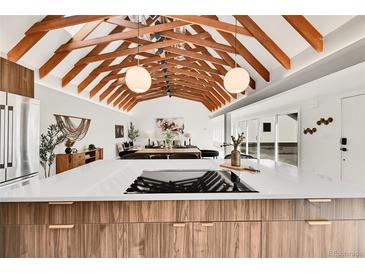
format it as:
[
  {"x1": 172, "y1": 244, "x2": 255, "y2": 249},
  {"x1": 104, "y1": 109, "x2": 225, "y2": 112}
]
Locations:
[{"x1": 124, "y1": 170, "x2": 257, "y2": 194}]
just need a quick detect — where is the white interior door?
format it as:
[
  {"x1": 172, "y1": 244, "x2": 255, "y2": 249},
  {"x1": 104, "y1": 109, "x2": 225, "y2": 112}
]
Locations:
[{"x1": 341, "y1": 94, "x2": 365, "y2": 183}]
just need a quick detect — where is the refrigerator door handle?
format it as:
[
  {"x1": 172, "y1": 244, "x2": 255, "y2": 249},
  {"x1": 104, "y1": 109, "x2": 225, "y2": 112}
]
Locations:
[
  {"x1": 7, "y1": 106, "x2": 14, "y2": 167},
  {"x1": 0, "y1": 105, "x2": 5, "y2": 169}
]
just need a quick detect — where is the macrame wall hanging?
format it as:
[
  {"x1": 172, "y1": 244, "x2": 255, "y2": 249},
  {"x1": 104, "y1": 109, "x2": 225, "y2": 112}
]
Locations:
[{"x1": 54, "y1": 114, "x2": 91, "y2": 152}]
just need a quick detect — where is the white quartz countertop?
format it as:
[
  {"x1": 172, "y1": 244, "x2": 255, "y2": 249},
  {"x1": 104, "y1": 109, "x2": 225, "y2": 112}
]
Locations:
[{"x1": 0, "y1": 159, "x2": 365, "y2": 202}]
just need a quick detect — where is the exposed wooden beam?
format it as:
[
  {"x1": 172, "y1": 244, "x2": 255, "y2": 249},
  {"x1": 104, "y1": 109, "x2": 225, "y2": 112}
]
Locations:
[
  {"x1": 92, "y1": 54, "x2": 176, "y2": 74},
  {"x1": 206, "y1": 16, "x2": 270, "y2": 81},
  {"x1": 126, "y1": 99, "x2": 138, "y2": 112},
  {"x1": 61, "y1": 26, "x2": 124, "y2": 87},
  {"x1": 168, "y1": 67, "x2": 217, "y2": 83},
  {"x1": 168, "y1": 77, "x2": 226, "y2": 104},
  {"x1": 113, "y1": 90, "x2": 131, "y2": 107},
  {"x1": 26, "y1": 15, "x2": 111, "y2": 35},
  {"x1": 7, "y1": 15, "x2": 64, "y2": 62},
  {"x1": 78, "y1": 39, "x2": 179, "y2": 64},
  {"x1": 164, "y1": 47, "x2": 227, "y2": 66},
  {"x1": 172, "y1": 84, "x2": 221, "y2": 108},
  {"x1": 119, "y1": 93, "x2": 134, "y2": 109},
  {"x1": 172, "y1": 93, "x2": 212, "y2": 111},
  {"x1": 81, "y1": 42, "x2": 133, "y2": 94},
  {"x1": 234, "y1": 15, "x2": 291, "y2": 69},
  {"x1": 168, "y1": 59, "x2": 220, "y2": 75},
  {"x1": 182, "y1": 37, "x2": 236, "y2": 99},
  {"x1": 39, "y1": 20, "x2": 103, "y2": 78},
  {"x1": 106, "y1": 17, "x2": 143, "y2": 29},
  {"x1": 160, "y1": 30, "x2": 236, "y2": 53},
  {"x1": 105, "y1": 86, "x2": 123, "y2": 104},
  {"x1": 189, "y1": 25, "x2": 256, "y2": 91},
  {"x1": 165, "y1": 15, "x2": 252, "y2": 37},
  {"x1": 56, "y1": 20, "x2": 190, "y2": 53},
  {"x1": 97, "y1": 81, "x2": 119, "y2": 101},
  {"x1": 76, "y1": 32, "x2": 209, "y2": 65},
  {"x1": 283, "y1": 15, "x2": 324, "y2": 52}
]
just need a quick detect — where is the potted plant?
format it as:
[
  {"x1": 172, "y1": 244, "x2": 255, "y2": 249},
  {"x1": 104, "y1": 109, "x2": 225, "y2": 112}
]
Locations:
[
  {"x1": 127, "y1": 122, "x2": 140, "y2": 146},
  {"x1": 40, "y1": 124, "x2": 67, "y2": 178},
  {"x1": 164, "y1": 130, "x2": 174, "y2": 150},
  {"x1": 230, "y1": 133, "x2": 245, "y2": 167}
]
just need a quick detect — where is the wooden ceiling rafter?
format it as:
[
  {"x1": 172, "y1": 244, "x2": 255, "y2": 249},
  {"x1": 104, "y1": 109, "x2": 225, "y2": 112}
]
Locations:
[
  {"x1": 61, "y1": 25, "x2": 124, "y2": 87},
  {"x1": 7, "y1": 15, "x2": 64, "y2": 62},
  {"x1": 165, "y1": 15, "x2": 253, "y2": 37},
  {"x1": 283, "y1": 15, "x2": 324, "y2": 52},
  {"x1": 39, "y1": 20, "x2": 104, "y2": 78},
  {"x1": 8, "y1": 14, "x2": 325, "y2": 112},
  {"x1": 25, "y1": 15, "x2": 112, "y2": 35},
  {"x1": 55, "y1": 20, "x2": 191, "y2": 53},
  {"x1": 234, "y1": 15, "x2": 291, "y2": 69},
  {"x1": 205, "y1": 15, "x2": 270, "y2": 82}
]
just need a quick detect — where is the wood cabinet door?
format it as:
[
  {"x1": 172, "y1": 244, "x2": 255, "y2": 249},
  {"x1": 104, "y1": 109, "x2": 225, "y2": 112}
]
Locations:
[
  {"x1": 0, "y1": 58, "x2": 34, "y2": 98},
  {"x1": 122, "y1": 223, "x2": 161, "y2": 258},
  {"x1": 262, "y1": 220, "x2": 365, "y2": 258},
  {"x1": 193, "y1": 222, "x2": 222, "y2": 257},
  {"x1": 35, "y1": 225, "x2": 81, "y2": 258},
  {"x1": 161, "y1": 223, "x2": 193, "y2": 258},
  {"x1": 221, "y1": 222, "x2": 261, "y2": 258},
  {"x1": 1, "y1": 225, "x2": 36, "y2": 257},
  {"x1": 81, "y1": 224, "x2": 117, "y2": 258}
]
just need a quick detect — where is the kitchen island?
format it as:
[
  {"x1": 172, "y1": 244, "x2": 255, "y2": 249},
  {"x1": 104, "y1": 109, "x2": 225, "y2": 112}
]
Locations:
[{"x1": 1, "y1": 159, "x2": 365, "y2": 258}]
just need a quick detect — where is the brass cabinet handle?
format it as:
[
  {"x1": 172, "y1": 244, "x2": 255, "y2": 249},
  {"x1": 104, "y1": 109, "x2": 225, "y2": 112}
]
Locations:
[
  {"x1": 307, "y1": 199, "x2": 332, "y2": 203},
  {"x1": 306, "y1": 220, "x2": 331, "y2": 226},
  {"x1": 201, "y1": 223, "x2": 214, "y2": 227},
  {"x1": 173, "y1": 223, "x2": 186, "y2": 227},
  {"x1": 48, "y1": 225, "x2": 75, "y2": 229},
  {"x1": 48, "y1": 202, "x2": 74, "y2": 205}
]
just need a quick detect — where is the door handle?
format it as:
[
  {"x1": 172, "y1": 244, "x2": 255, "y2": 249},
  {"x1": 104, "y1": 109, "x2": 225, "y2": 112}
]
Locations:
[
  {"x1": 7, "y1": 106, "x2": 14, "y2": 167},
  {"x1": 173, "y1": 223, "x2": 186, "y2": 227},
  {"x1": 201, "y1": 223, "x2": 214, "y2": 227},
  {"x1": 0, "y1": 105, "x2": 5, "y2": 169},
  {"x1": 306, "y1": 220, "x2": 331, "y2": 226},
  {"x1": 340, "y1": 147, "x2": 348, "y2": 152},
  {"x1": 48, "y1": 224, "x2": 75, "y2": 229}
]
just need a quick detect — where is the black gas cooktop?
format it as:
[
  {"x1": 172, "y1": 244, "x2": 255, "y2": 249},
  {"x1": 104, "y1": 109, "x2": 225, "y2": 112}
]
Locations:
[{"x1": 124, "y1": 170, "x2": 258, "y2": 194}]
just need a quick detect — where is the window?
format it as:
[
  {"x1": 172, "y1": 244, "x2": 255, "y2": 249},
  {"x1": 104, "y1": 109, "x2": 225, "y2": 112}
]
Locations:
[
  {"x1": 247, "y1": 119, "x2": 258, "y2": 158},
  {"x1": 277, "y1": 113, "x2": 298, "y2": 166},
  {"x1": 212, "y1": 115, "x2": 225, "y2": 156},
  {"x1": 260, "y1": 116, "x2": 276, "y2": 161}
]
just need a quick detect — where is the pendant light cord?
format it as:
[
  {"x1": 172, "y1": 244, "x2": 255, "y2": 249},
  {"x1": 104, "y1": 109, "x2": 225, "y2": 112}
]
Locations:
[
  {"x1": 137, "y1": 15, "x2": 140, "y2": 67},
  {"x1": 234, "y1": 17, "x2": 237, "y2": 68}
]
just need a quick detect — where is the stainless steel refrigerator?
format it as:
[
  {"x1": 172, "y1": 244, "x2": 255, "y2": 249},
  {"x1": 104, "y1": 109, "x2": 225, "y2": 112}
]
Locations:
[{"x1": 0, "y1": 91, "x2": 40, "y2": 185}]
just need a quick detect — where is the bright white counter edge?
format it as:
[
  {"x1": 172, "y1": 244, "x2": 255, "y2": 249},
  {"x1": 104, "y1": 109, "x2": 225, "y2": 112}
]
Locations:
[{"x1": 0, "y1": 159, "x2": 364, "y2": 202}]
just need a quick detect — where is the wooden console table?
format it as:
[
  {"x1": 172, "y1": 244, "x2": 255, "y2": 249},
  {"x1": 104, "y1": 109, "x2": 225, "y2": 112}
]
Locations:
[
  {"x1": 135, "y1": 148, "x2": 202, "y2": 158},
  {"x1": 56, "y1": 148, "x2": 103, "y2": 174}
]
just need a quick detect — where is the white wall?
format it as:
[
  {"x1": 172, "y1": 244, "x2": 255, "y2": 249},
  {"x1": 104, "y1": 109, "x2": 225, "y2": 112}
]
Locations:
[
  {"x1": 35, "y1": 84, "x2": 131, "y2": 176},
  {"x1": 229, "y1": 61, "x2": 365, "y2": 180},
  {"x1": 130, "y1": 97, "x2": 214, "y2": 149}
]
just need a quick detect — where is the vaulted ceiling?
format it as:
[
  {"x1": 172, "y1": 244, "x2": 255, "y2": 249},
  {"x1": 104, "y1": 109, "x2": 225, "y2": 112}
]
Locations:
[{"x1": 0, "y1": 15, "x2": 355, "y2": 112}]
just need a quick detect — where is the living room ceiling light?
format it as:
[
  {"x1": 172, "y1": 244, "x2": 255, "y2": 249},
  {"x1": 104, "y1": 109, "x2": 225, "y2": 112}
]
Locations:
[
  {"x1": 224, "y1": 17, "x2": 250, "y2": 94},
  {"x1": 125, "y1": 15, "x2": 151, "y2": 93}
]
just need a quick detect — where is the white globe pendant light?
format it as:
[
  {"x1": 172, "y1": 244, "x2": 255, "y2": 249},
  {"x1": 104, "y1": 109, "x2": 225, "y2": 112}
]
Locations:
[
  {"x1": 125, "y1": 66, "x2": 152, "y2": 93},
  {"x1": 125, "y1": 15, "x2": 151, "y2": 93},
  {"x1": 224, "y1": 67, "x2": 250, "y2": 93},
  {"x1": 224, "y1": 17, "x2": 250, "y2": 94}
]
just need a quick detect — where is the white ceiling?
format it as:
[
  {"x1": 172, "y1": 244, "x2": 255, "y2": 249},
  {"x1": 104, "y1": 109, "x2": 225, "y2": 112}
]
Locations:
[{"x1": 0, "y1": 15, "x2": 357, "y2": 110}]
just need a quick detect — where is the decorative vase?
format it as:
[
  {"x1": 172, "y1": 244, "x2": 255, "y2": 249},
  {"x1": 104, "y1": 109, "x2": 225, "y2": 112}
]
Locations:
[
  {"x1": 65, "y1": 147, "x2": 72, "y2": 154},
  {"x1": 231, "y1": 149, "x2": 241, "y2": 167}
]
